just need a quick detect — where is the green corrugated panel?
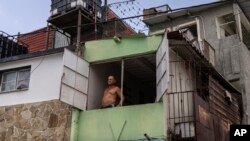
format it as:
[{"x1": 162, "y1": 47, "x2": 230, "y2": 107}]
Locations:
[
  {"x1": 83, "y1": 36, "x2": 162, "y2": 63},
  {"x1": 77, "y1": 103, "x2": 164, "y2": 141}
]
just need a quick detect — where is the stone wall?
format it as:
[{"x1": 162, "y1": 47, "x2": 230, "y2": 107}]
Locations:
[{"x1": 0, "y1": 100, "x2": 72, "y2": 141}]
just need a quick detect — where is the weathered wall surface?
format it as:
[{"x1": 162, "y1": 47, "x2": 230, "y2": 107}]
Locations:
[
  {"x1": 0, "y1": 100, "x2": 72, "y2": 141},
  {"x1": 148, "y1": 3, "x2": 250, "y2": 123},
  {"x1": 239, "y1": 43, "x2": 250, "y2": 123},
  {"x1": 148, "y1": 4, "x2": 235, "y2": 78}
]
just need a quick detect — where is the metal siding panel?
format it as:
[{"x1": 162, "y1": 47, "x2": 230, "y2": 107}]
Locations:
[
  {"x1": 75, "y1": 73, "x2": 88, "y2": 94},
  {"x1": 156, "y1": 54, "x2": 167, "y2": 84},
  {"x1": 156, "y1": 32, "x2": 169, "y2": 101},
  {"x1": 64, "y1": 49, "x2": 77, "y2": 70},
  {"x1": 77, "y1": 57, "x2": 89, "y2": 77},
  {"x1": 209, "y1": 77, "x2": 241, "y2": 123},
  {"x1": 156, "y1": 37, "x2": 168, "y2": 67},
  {"x1": 62, "y1": 67, "x2": 76, "y2": 88},
  {"x1": 74, "y1": 91, "x2": 87, "y2": 110},
  {"x1": 61, "y1": 84, "x2": 74, "y2": 105},
  {"x1": 61, "y1": 49, "x2": 90, "y2": 110}
]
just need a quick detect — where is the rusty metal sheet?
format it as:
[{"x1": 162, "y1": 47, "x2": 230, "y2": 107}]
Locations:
[{"x1": 198, "y1": 105, "x2": 211, "y2": 129}]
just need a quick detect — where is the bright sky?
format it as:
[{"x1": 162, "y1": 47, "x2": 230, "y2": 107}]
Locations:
[{"x1": 0, "y1": 0, "x2": 216, "y2": 35}]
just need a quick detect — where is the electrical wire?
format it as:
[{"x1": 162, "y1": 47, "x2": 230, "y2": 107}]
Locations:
[{"x1": 7, "y1": 1, "x2": 243, "y2": 37}]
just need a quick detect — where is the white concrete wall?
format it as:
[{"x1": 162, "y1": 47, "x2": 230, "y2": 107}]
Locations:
[{"x1": 0, "y1": 53, "x2": 64, "y2": 106}]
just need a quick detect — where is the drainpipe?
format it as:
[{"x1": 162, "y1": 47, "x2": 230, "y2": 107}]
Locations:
[{"x1": 70, "y1": 108, "x2": 80, "y2": 141}]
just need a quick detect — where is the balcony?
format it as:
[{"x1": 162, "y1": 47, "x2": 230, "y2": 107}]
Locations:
[
  {"x1": 0, "y1": 31, "x2": 28, "y2": 59},
  {"x1": 71, "y1": 103, "x2": 165, "y2": 141}
]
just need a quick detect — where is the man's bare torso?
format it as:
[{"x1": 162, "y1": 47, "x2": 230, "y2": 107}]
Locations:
[{"x1": 102, "y1": 86, "x2": 119, "y2": 107}]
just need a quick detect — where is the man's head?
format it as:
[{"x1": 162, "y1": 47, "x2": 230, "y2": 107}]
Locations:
[{"x1": 107, "y1": 75, "x2": 116, "y2": 86}]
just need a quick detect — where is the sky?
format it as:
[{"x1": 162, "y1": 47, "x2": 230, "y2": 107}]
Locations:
[{"x1": 0, "y1": 0, "x2": 216, "y2": 35}]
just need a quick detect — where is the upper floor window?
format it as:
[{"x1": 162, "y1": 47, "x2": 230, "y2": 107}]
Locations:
[
  {"x1": 217, "y1": 13, "x2": 237, "y2": 39},
  {"x1": 0, "y1": 67, "x2": 30, "y2": 93}
]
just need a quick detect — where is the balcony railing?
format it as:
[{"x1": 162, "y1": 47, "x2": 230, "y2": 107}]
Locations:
[
  {"x1": 0, "y1": 31, "x2": 28, "y2": 59},
  {"x1": 50, "y1": 0, "x2": 102, "y2": 19},
  {"x1": 71, "y1": 103, "x2": 165, "y2": 141}
]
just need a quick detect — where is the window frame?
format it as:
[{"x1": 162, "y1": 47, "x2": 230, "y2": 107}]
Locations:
[
  {"x1": 1, "y1": 71, "x2": 18, "y2": 92},
  {"x1": 0, "y1": 68, "x2": 31, "y2": 93},
  {"x1": 216, "y1": 12, "x2": 237, "y2": 39}
]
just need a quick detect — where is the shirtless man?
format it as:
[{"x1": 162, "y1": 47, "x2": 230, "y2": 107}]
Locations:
[{"x1": 101, "y1": 75, "x2": 123, "y2": 108}]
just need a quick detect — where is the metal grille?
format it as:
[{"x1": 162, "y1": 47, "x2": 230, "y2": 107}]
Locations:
[
  {"x1": 166, "y1": 60, "x2": 196, "y2": 141},
  {"x1": 0, "y1": 31, "x2": 28, "y2": 58}
]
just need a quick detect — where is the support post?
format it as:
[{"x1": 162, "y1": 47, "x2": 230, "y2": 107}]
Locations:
[
  {"x1": 121, "y1": 59, "x2": 124, "y2": 106},
  {"x1": 76, "y1": 10, "x2": 82, "y2": 56},
  {"x1": 45, "y1": 22, "x2": 50, "y2": 50}
]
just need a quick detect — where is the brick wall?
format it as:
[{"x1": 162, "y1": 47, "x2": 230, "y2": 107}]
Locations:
[{"x1": 18, "y1": 27, "x2": 54, "y2": 53}]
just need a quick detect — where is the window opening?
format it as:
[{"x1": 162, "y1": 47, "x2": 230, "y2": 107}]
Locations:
[
  {"x1": 217, "y1": 13, "x2": 237, "y2": 38},
  {"x1": 0, "y1": 67, "x2": 30, "y2": 93},
  {"x1": 87, "y1": 54, "x2": 156, "y2": 109}
]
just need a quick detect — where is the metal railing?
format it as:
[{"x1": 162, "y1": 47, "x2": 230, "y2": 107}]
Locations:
[
  {"x1": 0, "y1": 31, "x2": 28, "y2": 58},
  {"x1": 50, "y1": 0, "x2": 102, "y2": 18}
]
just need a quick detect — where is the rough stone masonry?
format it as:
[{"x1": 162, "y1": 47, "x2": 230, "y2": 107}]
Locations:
[{"x1": 0, "y1": 100, "x2": 72, "y2": 141}]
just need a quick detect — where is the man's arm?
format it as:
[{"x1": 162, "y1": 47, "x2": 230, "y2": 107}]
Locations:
[{"x1": 116, "y1": 87, "x2": 123, "y2": 106}]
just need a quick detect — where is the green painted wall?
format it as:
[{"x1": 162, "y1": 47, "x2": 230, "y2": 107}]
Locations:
[
  {"x1": 83, "y1": 36, "x2": 162, "y2": 63},
  {"x1": 76, "y1": 103, "x2": 164, "y2": 141}
]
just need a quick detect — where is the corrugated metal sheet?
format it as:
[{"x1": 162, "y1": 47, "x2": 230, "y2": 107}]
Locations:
[
  {"x1": 209, "y1": 76, "x2": 241, "y2": 124},
  {"x1": 194, "y1": 76, "x2": 241, "y2": 141},
  {"x1": 194, "y1": 93, "x2": 215, "y2": 141}
]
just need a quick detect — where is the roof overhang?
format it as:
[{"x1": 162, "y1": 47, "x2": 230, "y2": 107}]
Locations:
[
  {"x1": 143, "y1": 1, "x2": 230, "y2": 25},
  {"x1": 83, "y1": 35, "x2": 162, "y2": 63},
  {"x1": 236, "y1": 0, "x2": 250, "y2": 21}
]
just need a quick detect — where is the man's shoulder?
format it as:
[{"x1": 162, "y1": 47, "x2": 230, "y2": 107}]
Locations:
[{"x1": 111, "y1": 86, "x2": 120, "y2": 90}]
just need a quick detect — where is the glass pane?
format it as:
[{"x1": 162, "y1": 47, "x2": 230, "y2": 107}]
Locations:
[
  {"x1": 17, "y1": 79, "x2": 29, "y2": 89},
  {"x1": 2, "y1": 72, "x2": 17, "y2": 82},
  {"x1": 1, "y1": 81, "x2": 16, "y2": 92},
  {"x1": 18, "y1": 70, "x2": 30, "y2": 81}
]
